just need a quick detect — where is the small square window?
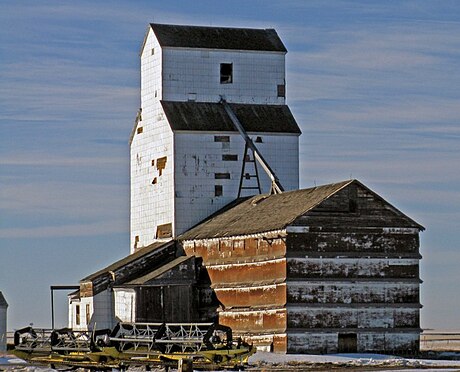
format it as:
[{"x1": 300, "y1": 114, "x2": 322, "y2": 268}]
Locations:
[
  {"x1": 214, "y1": 135, "x2": 230, "y2": 143},
  {"x1": 215, "y1": 185, "x2": 223, "y2": 197},
  {"x1": 277, "y1": 84, "x2": 286, "y2": 98},
  {"x1": 222, "y1": 154, "x2": 238, "y2": 161},
  {"x1": 215, "y1": 172, "x2": 231, "y2": 179},
  {"x1": 220, "y1": 63, "x2": 233, "y2": 84}
]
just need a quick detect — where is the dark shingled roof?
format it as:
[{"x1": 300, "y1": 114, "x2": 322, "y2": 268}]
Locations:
[
  {"x1": 150, "y1": 23, "x2": 287, "y2": 52},
  {"x1": 0, "y1": 291, "x2": 7, "y2": 307},
  {"x1": 123, "y1": 256, "x2": 191, "y2": 285},
  {"x1": 179, "y1": 181, "x2": 354, "y2": 240},
  {"x1": 179, "y1": 180, "x2": 424, "y2": 240},
  {"x1": 161, "y1": 101, "x2": 301, "y2": 134},
  {"x1": 82, "y1": 241, "x2": 174, "y2": 282}
]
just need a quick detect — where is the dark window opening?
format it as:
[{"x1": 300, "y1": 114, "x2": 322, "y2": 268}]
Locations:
[
  {"x1": 220, "y1": 63, "x2": 233, "y2": 84},
  {"x1": 245, "y1": 173, "x2": 251, "y2": 180},
  {"x1": 215, "y1": 185, "x2": 223, "y2": 197},
  {"x1": 215, "y1": 172, "x2": 231, "y2": 179},
  {"x1": 214, "y1": 135, "x2": 230, "y2": 143},
  {"x1": 152, "y1": 177, "x2": 157, "y2": 185},
  {"x1": 255, "y1": 136, "x2": 263, "y2": 143},
  {"x1": 151, "y1": 48, "x2": 155, "y2": 55},
  {"x1": 277, "y1": 84, "x2": 286, "y2": 97},
  {"x1": 151, "y1": 159, "x2": 155, "y2": 166},
  {"x1": 222, "y1": 154, "x2": 238, "y2": 161},
  {"x1": 137, "y1": 127, "x2": 143, "y2": 134},
  {"x1": 85, "y1": 304, "x2": 90, "y2": 325},
  {"x1": 75, "y1": 305, "x2": 80, "y2": 326},
  {"x1": 338, "y1": 333, "x2": 357, "y2": 353},
  {"x1": 134, "y1": 235, "x2": 139, "y2": 250}
]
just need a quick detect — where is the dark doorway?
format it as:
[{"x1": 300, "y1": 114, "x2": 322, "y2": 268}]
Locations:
[{"x1": 338, "y1": 333, "x2": 358, "y2": 353}]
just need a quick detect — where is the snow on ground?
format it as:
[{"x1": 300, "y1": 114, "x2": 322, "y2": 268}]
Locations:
[
  {"x1": 249, "y1": 351, "x2": 460, "y2": 370},
  {"x1": 2, "y1": 352, "x2": 460, "y2": 371}
]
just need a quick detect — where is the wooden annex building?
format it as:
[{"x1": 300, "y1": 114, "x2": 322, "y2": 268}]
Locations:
[{"x1": 70, "y1": 179, "x2": 423, "y2": 354}]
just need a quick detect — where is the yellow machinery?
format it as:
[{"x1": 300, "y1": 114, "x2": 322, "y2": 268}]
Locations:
[{"x1": 13, "y1": 322, "x2": 254, "y2": 369}]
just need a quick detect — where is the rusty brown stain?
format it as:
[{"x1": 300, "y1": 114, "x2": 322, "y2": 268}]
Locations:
[
  {"x1": 215, "y1": 284, "x2": 286, "y2": 308},
  {"x1": 184, "y1": 237, "x2": 286, "y2": 264},
  {"x1": 220, "y1": 308, "x2": 286, "y2": 333},
  {"x1": 207, "y1": 259, "x2": 286, "y2": 285}
]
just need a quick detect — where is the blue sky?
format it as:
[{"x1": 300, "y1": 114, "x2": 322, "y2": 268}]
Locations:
[{"x1": 1, "y1": 0, "x2": 459, "y2": 330}]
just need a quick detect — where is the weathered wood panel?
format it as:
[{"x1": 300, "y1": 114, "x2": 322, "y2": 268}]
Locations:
[
  {"x1": 291, "y1": 183, "x2": 422, "y2": 230},
  {"x1": 206, "y1": 258, "x2": 286, "y2": 285},
  {"x1": 287, "y1": 307, "x2": 419, "y2": 329},
  {"x1": 288, "y1": 258, "x2": 419, "y2": 279},
  {"x1": 135, "y1": 285, "x2": 197, "y2": 323},
  {"x1": 219, "y1": 308, "x2": 286, "y2": 333},
  {"x1": 215, "y1": 283, "x2": 286, "y2": 308},
  {"x1": 287, "y1": 331, "x2": 420, "y2": 354},
  {"x1": 287, "y1": 232, "x2": 419, "y2": 255},
  {"x1": 183, "y1": 237, "x2": 286, "y2": 264},
  {"x1": 287, "y1": 282, "x2": 419, "y2": 304}
]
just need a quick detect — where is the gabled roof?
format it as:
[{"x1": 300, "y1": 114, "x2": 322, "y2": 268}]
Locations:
[
  {"x1": 149, "y1": 23, "x2": 287, "y2": 52},
  {"x1": 179, "y1": 180, "x2": 424, "y2": 240},
  {"x1": 122, "y1": 256, "x2": 192, "y2": 285},
  {"x1": 0, "y1": 291, "x2": 7, "y2": 307},
  {"x1": 82, "y1": 241, "x2": 175, "y2": 282},
  {"x1": 180, "y1": 181, "x2": 354, "y2": 240},
  {"x1": 161, "y1": 101, "x2": 301, "y2": 134}
]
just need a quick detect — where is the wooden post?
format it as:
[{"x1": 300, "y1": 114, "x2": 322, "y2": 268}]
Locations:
[{"x1": 178, "y1": 358, "x2": 193, "y2": 372}]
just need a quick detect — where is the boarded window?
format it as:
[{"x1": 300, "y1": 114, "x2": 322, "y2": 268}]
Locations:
[
  {"x1": 75, "y1": 305, "x2": 80, "y2": 326},
  {"x1": 156, "y1": 223, "x2": 172, "y2": 239},
  {"x1": 277, "y1": 84, "x2": 286, "y2": 97},
  {"x1": 156, "y1": 156, "x2": 167, "y2": 176},
  {"x1": 85, "y1": 304, "x2": 90, "y2": 325},
  {"x1": 214, "y1": 135, "x2": 230, "y2": 143},
  {"x1": 215, "y1": 172, "x2": 230, "y2": 179},
  {"x1": 215, "y1": 185, "x2": 223, "y2": 196},
  {"x1": 222, "y1": 154, "x2": 238, "y2": 161},
  {"x1": 137, "y1": 127, "x2": 143, "y2": 134},
  {"x1": 220, "y1": 63, "x2": 233, "y2": 84}
]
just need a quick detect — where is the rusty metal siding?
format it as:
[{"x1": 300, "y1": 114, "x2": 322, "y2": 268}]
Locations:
[
  {"x1": 182, "y1": 236, "x2": 288, "y2": 352},
  {"x1": 219, "y1": 308, "x2": 286, "y2": 333},
  {"x1": 215, "y1": 283, "x2": 286, "y2": 308},
  {"x1": 183, "y1": 237, "x2": 285, "y2": 264},
  {"x1": 207, "y1": 258, "x2": 286, "y2": 285}
]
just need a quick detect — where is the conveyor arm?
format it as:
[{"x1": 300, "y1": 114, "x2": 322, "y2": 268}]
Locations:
[{"x1": 219, "y1": 97, "x2": 284, "y2": 194}]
